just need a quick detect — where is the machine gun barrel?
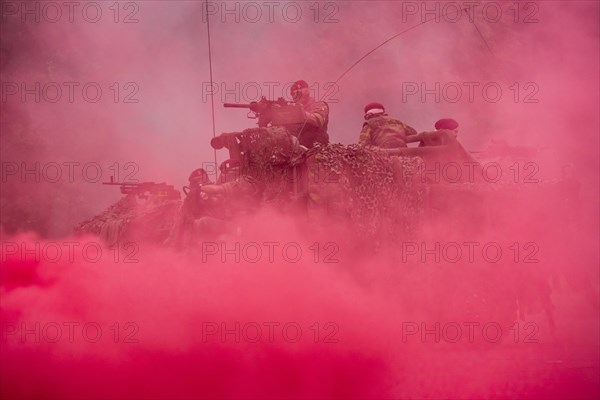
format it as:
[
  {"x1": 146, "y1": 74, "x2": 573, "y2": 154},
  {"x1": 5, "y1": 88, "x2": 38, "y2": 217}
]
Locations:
[
  {"x1": 223, "y1": 96, "x2": 290, "y2": 127},
  {"x1": 102, "y1": 177, "x2": 180, "y2": 200}
]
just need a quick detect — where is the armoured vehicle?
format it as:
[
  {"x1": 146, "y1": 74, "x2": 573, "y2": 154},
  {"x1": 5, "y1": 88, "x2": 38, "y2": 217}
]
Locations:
[
  {"x1": 76, "y1": 97, "x2": 576, "y2": 330},
  {"x1": 77, "y1": 97, "x2": 452, "y2": 246}
]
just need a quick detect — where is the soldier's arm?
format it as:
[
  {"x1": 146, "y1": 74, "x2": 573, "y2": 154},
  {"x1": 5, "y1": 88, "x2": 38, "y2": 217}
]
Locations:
[
  {"x1": 404, "y1": 123, "x2": 418, "y2": 137},
  {"x1": 358, "y1": 123, "x2": 371, "y2": 146},
  {"x1": 414, "y1": 130, "x2": 457, "y2": 146},
  {"x1": 204, "y1": 177, "x2": 258, "y2": 197},
  {"x1": 201, "y1": 184, "x2": 225, "y2": 197},
  {"x1": 415, "y1": 130, "x2": 439, "y2": 146},
  {"x1": 303, "y1": 102, "x2": 328, "y2": 129},
  {"x1": 405, "y1": 132, "x2": 424, "y2": 143}
]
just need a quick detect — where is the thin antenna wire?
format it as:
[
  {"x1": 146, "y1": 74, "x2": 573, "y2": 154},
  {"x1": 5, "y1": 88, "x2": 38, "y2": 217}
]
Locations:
[
  {"x1": 205, "y1": 0, "x2": 218, "y2": 180},
  {"x1": 334, "y1": 7, "x2": 491, "y2": 84},
  {"x1": 470, "y1": 18, "x2": 495, "y2": 57}
]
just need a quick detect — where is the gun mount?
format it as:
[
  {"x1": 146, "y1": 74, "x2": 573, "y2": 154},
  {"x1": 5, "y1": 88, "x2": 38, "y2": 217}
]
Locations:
[
  {"x1": 102, "y1": 176, "x2": 181, "y2": 200},
  {"x1": 224, "y1": 96, "x2": 306, "y2": 128}
]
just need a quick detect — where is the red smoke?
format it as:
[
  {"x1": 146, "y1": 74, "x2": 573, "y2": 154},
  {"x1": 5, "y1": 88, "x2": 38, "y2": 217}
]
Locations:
[
  {"x1": 2, "y1": 202, "x2": 598, "y2": 398},
  {"x1": 1, "y1": 1, "x2": 599, "y2": 399}
]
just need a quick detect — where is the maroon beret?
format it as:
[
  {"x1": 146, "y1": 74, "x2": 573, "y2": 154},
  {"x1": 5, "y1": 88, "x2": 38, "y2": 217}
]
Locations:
[
  {"x1": 188, "y1": 168, "x2": 210, "y2": 182},
  {"x1": 292, "y1": 80, "x2": 309, "y2": 90},
  {"x1": 435, "y1": 118, "x2": 459, "y2": 130},
  {"x1": 364, "y1": 102, "x2": 385, "y2": 114}
]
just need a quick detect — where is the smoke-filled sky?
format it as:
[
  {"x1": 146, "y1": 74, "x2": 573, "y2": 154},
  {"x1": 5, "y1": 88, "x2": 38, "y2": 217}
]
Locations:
[
  {"x1": 1, "y1": 1, "x2": 599, "y2": 399},
  {"x1": 2, "y1": 1, "x2": 598, "y2": 195}
]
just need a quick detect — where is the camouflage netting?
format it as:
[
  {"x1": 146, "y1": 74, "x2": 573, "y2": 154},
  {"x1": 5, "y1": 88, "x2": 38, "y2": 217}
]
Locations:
[
  {"x1": 235, "y1": 127, "x2": 306, "y2": 204},
  {"x1": 238, "y1": 127, "x2": 303, "y2": 168},
  {"x1": 232, "y1": 129, "x2": 427, "y2": 239},
  {"x1": 306, "y1": 144, "x2": 426, "y2": 240},
  {"x1": 75, "y1": 196, "x2": 180, "y2": 247}
]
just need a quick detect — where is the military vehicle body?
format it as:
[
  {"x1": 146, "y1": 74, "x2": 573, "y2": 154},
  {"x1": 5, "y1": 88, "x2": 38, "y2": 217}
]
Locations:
[
  {"x1": 77, "y1": 96, "x2": 570, "y2": 247},
  {"x1": 76, "y1": 99, "x2": 575, "y2": 330}
]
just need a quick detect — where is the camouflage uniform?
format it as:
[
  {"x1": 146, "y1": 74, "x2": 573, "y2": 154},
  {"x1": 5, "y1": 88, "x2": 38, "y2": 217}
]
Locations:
[
  {"x1": 165, "y1": 176, "x2": 261, "y2": 246},
  {"x1": 359, "y1": 114, "x2": 417, "y2": 148},
  {"x1": 287, "y1": 80, "x2": 330, "y2": 148},
  {"x1": 291, "y1": 99, "x2": 329, "y2": 148}
]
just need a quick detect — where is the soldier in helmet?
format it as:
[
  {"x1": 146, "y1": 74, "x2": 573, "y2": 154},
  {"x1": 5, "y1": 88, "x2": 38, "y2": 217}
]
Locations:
[
  {"x1": 405, "y1": 117, "x2": 459, "y2": 146},
  {"x1": 165, "y1": 167, "x2": 261, "y2": 247},
  {"x1": 288, "y1": 80, "x2": 330, "y2": 148},
  {"x1": 409, "y1": 118, "x2": 477, "y2": 169},
  {"x1": 358, "y1": 102, "x2": 418, "y2": 148},
  {"x1": 189, "y1": 167, "x2": 214, "y2": 186}
]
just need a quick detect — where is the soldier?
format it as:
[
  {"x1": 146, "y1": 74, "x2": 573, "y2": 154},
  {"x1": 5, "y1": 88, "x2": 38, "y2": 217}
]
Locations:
[
  {"x1": 406, "y1": 118, "x2": 459, "y2": 146},
  {"x1": 184, "y1": 168, "x2": 214, "y2": 216},
  {"x1": 164, "y1": 168, "x2": 219, "y2": 247},
  {"x1": 408, "y1": 118, "x2": 478, "y2": 177},
  {"x1": 189, "y1": 167, "x2": 214, "y2": 186},
  {"x1": 359, "y1": 102, "x2": 418, "y2": 148},
  {"x1": 289, "y1": 80, "x2": 330, "y2": 148}
]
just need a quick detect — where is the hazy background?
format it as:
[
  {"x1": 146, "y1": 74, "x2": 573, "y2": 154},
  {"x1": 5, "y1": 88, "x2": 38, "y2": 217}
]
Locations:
[
  {"x1": 1, "y1": 0, "x2": 598, "y2": 236},
  {"x1": 1, "y1": 1, "x2": 599, "y2": 399}
]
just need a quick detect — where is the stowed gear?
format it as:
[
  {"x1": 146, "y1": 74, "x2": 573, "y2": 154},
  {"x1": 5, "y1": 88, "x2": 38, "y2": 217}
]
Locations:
[
  {"x1": 76, "y1": 195, "x2": 180, "y2": 246},
  {"x1": 307, "y1": 143, "x2": 425, "y2": 240},
  {"x1": 231, "y1": 126, "x2": 306, "y2": 204}
]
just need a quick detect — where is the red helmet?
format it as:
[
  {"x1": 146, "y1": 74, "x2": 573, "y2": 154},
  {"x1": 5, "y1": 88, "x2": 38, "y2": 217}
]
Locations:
[
  {"x1": 364, "y1": 102, "x2": 385, "y2": 114},
  {"x1": 188, "y1": 168, "x2": 211, "y2": 184},
  {"x1": 435, "y1": 118, "x2": 459, "y2": 130},
  {"x1": 291, "y1": 79, "x2": 309, "y2": 91}
]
